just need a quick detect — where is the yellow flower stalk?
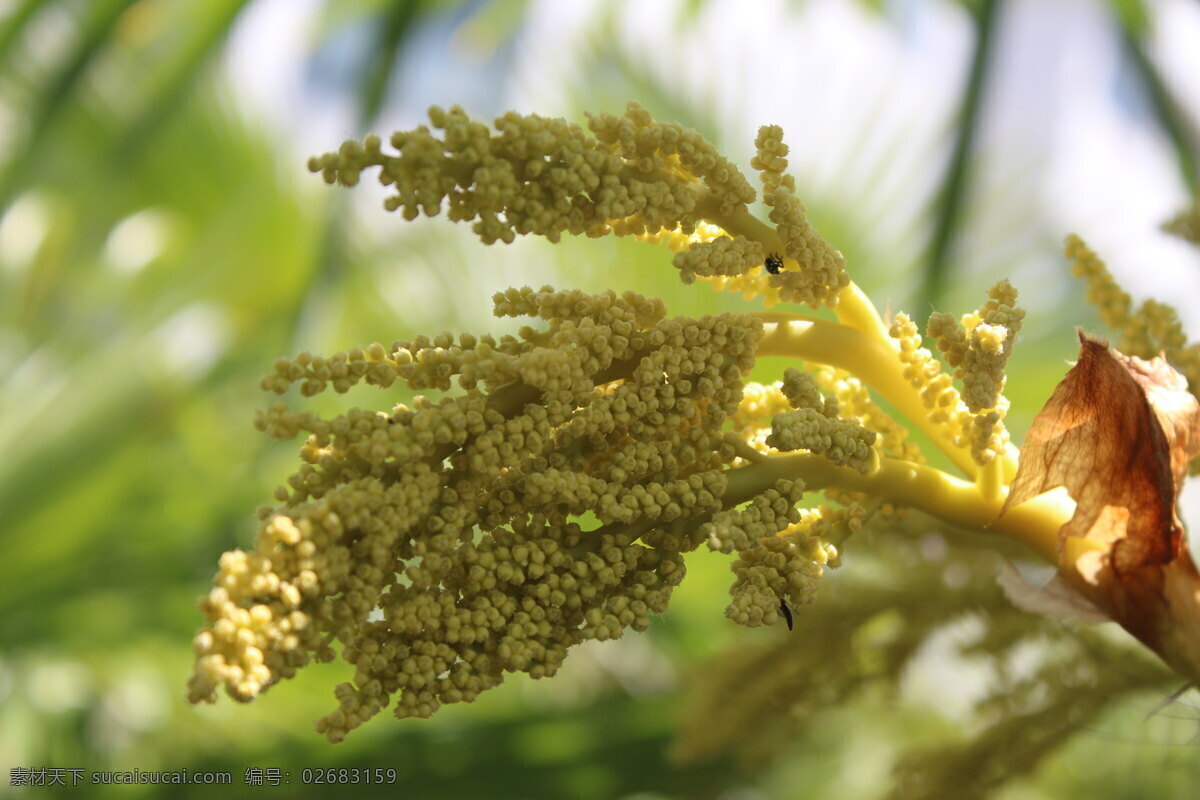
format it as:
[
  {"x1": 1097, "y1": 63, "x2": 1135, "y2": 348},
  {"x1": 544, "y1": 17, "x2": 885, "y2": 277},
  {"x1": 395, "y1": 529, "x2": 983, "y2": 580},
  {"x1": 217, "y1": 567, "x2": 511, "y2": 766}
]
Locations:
[{"x1": 187, "y1": 101, "x2": 1200, "y2": 742}]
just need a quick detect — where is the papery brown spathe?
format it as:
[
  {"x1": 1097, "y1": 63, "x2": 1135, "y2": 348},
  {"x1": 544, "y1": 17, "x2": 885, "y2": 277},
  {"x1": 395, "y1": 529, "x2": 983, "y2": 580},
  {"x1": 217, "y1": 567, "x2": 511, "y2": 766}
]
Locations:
[
  {"x1": 1002, "y1": 332, "x2": 1199, "y2": 572},
  {"x1": 1000, "y1": 331, "x2": 1200, "y2": 672}
]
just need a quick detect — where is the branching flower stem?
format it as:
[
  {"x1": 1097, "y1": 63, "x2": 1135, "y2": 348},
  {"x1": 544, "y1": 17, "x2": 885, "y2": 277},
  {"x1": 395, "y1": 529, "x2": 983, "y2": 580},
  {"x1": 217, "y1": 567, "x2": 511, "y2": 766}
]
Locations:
[
  {"x1": 745, "y1": 300, "x2": 1076, "y2": 564},
  {"x1": 753, "y1": 310, "x2": 1017, "y2": 480},
  {"x1": 723, "y1": 452, "x2": 1076, "y2": 566}
]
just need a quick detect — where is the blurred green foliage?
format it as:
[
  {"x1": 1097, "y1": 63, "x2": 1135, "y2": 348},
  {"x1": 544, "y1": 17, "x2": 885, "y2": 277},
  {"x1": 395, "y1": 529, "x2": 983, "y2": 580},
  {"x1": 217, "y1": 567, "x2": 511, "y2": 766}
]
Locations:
[{"x1": 2, "y1": 1, "x2": 1199, "y2": 798}]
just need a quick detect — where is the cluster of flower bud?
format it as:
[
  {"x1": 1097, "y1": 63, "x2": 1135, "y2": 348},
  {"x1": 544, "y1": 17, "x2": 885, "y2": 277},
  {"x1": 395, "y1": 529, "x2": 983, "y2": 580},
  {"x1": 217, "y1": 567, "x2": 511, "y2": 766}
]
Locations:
[
  {"x1": 890, "y1": 311, "x2": 1008, "y2": 465},
  {"x1": 308, "y1": 102, "x2": 755, "y2": 246},
  {"x1": 189, "y1": 285, "x2": 784, "y2": 742},
  {"x1": 657, "y1": 222, "x2": 789, "y2": 306},
  {"x1": 925, "y1": 279, "x2": 1025, "y2": 414},
  {"x1": 660, "y1": 208, "x2": 847, "y2": 311},
  {"x1": 672, "y1": 234, "x2": 763, "y2": 285},
  {"x1": 586, "y1": 102, "x2": 758, "y2": 220},
  {"x1": 700, "y1": 479, "x2": 856, "y2": 627},
  {"x1": 766, "y1": 368, "x2": 877, "y2": 473},
  {"x1": 751, "y1": 125, "x2": 849, "y2": 308},
  {"x1": 806, "y1": 364, "x2": 923, "y2": 466},
  {"x1": 308, "y1": 100, "x2": 852, "y2": 317}
]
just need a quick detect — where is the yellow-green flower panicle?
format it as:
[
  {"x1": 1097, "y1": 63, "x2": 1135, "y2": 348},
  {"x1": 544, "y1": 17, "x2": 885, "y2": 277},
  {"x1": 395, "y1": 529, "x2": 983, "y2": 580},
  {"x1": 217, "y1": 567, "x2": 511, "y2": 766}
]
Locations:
[
  {"x1": 309, "y1": 102, "x2": 756, "y2": 246},
  {"x1": 586, "y1": 102, "x2": 757, "y2": 220},
  {"x1": 751, "y1": 125, "x2": 848, "y2": 309},
  {"x1": 703, "y1": 480, "x2": 858, "y2": 627},
  {"x1": 671, "y1": 234, "x2": 764, "y2": 284},
  {"x1": 187, "y1": 544, "x2": 323, "y2": 706},
  {"x1": 925, "y1": 280, "x2": 1024, "y2": 465},
  {"x1": 778, "y1": 366, "x2": 827, "y2": 412},
  {"x1": 260, "y1": 343, "x2": 401, "y2": 397},
  {"x1": 765, "y1": 368, "x2": 877, "y2": 473},
  {"x1": 766, "y1": 410, "x2": 876, "y2": 473},
  {"x1": 703, "y1": 479, "x2": 806, "y2": 555},
  {"x1": 670, "y1": 234, "x2": 788, "y2": 306},
  {"x1": 806, "y1": 364, "x2": 924, "y2": 466},
  {"x1": 188, "y1": 286, "x2": 769, "y2": 742},
  {"x1": 889, "y1": 311, "x2": 993, "y2": 465},
  {"x1": 642, "y1": 222, "x2": 781, "y2": 300},
  {"x1": 926, "y1": 280, "x2": 1024, "y2": 413}
]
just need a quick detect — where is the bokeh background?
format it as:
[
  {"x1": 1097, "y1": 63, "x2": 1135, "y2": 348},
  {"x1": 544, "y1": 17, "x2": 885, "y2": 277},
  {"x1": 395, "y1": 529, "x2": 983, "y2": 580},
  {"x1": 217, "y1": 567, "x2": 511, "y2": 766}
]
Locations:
[{"x1": 4, "y1": 0, "x2": 1200, "y2": 798}]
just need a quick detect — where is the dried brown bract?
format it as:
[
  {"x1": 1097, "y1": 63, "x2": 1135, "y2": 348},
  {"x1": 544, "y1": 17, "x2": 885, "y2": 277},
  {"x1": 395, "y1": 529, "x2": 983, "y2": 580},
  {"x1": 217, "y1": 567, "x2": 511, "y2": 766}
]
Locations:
[{"x1": 1002, "y1": 331, "x2": 1200, "y2": 681}]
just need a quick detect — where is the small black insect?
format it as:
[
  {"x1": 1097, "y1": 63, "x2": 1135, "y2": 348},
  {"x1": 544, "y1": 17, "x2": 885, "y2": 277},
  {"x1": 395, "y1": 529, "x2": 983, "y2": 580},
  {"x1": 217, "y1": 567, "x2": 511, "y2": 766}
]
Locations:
[
  {"x1": 765, "y1": 252, "x2": 784, "y2": 275},
  {"x1": 779, "y1": 598, "x2": 793, "y2": 631}
]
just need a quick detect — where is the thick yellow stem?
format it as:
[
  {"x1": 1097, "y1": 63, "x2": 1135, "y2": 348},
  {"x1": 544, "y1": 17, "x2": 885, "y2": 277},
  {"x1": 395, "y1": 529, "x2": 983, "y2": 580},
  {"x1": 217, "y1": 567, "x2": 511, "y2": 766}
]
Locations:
[
  {"x1": 724, "y1": 453, "x2": 1073, "y2": 565},
  {"x1": 830, "y1": 281, "x2": 892, "y2": 340},
  {"x1": 755, "y1": 316, "x2": 989, "y2": 478}
]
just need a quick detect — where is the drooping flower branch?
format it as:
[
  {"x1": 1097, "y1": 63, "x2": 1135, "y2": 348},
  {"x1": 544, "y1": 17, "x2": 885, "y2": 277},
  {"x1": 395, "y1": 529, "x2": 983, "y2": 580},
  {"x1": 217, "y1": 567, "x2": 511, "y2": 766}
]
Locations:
[{"x1": 186, "y1": 102, "x2": 1200, "y2": 742}]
